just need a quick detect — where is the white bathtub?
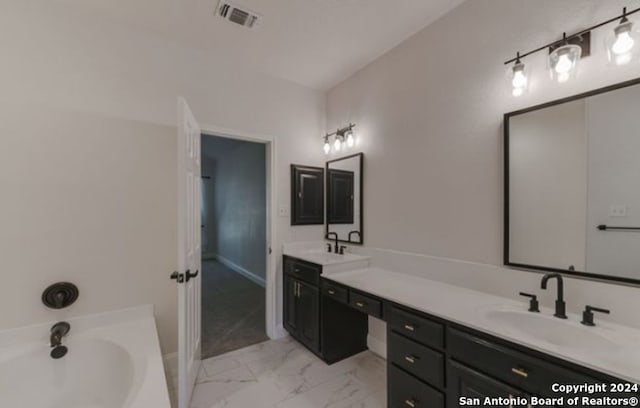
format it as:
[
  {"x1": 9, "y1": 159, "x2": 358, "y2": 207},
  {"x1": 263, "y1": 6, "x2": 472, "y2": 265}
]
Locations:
[{"x1": 0, "y1": 305, "x2": 171, "y2": 408}]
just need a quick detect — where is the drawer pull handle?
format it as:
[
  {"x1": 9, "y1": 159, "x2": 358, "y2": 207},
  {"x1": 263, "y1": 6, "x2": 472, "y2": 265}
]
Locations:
[
  {"x1": 295, "y1": 269, "x2": 300, "y2": 273},
  {"x1": 405, "y1": 399, "x2": 417, "y2": 408},
  {"x1": 511, "y1": 367, "x2": 528, "y2": 378},
  {"x1": 404, "y1": 324, "x2": 415, "y2": 332},
  {"x1": 404, "y1": 355, "x2": 418, "y2": 364},
  {"x1": 328, "y1": 290, "x2": 336, "y2": 295},
  {"x1": 356, "y1": 301, "x2": 366, "y2": 308}
]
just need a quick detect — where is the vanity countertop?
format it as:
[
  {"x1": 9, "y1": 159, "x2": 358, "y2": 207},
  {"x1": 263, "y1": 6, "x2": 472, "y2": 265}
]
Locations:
[
  {"x1": 283, "y1": 246, "x2": 370, "y2": 267},
  {"x1": 324, "y1": 267, "x2": 640, "y2": 383}
]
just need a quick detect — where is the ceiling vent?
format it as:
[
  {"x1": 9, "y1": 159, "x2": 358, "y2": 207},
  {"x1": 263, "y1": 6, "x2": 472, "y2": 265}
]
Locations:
[{"x1": 216, "y1": 1, "x2": 262, "y2": 29}]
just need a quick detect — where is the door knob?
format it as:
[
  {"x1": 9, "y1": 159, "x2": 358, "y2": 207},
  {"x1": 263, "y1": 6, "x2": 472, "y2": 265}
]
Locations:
[
  {"x1": 170, "y1": 271, "x2": 184, "y2": 283},
  {"x1": 185, "y1": 269, "x2": 199, "y2": 282}
]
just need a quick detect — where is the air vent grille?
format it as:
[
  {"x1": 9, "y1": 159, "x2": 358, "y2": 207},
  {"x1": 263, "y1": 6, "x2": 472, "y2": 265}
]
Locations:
[{"x1": 216, "y1": 1, "x2": 262, "y2": 29}]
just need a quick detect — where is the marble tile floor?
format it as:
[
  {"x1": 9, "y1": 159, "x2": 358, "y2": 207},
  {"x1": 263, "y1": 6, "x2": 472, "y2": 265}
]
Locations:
[
  {"x1": 201, "y1": 259, "x2": 269, "y2": 359},
  {"x1": 166, "y1": 337, "x2": 387, "y2": 408}
]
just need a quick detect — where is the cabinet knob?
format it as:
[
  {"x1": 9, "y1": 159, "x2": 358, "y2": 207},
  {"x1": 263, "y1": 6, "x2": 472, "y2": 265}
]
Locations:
[
  {"x1": 356, "y1": 301, "x2": 365, "y2": 308},
  {"x1": 328, "y1": 289, "x2": 336, "y2": 295},
  {"x1": 511, "y1": 367, "x2": 528, "y2": 378},
  {"x1": 405, "y1": 399, "x2": 417, "y2": 408},
  {"x1": 404, "y1": 324, "x2": 416, "y2": 332}
]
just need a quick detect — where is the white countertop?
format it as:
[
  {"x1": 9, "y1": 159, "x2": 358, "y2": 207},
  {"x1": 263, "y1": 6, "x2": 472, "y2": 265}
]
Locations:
[{"x1": 324, "y1": 267, "x2": 640, "y2": 383}]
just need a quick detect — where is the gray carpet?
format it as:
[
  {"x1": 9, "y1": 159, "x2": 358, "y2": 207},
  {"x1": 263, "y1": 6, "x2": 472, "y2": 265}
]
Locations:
[{"x1": 201, "y1": 260, "x2": 268, "y2": 360}]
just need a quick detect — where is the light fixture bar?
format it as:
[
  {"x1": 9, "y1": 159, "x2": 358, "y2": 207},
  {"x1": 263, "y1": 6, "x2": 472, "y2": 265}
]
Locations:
[
  {"x1": 504, "y1": 6, "x2": 640, "y2": 65},
  {"x1": 323, "y1": 123, "x2": 356, "y2": 139}
]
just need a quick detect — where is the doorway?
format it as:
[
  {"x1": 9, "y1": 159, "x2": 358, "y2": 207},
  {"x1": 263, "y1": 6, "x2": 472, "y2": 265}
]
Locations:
[{"x1": 200, "y1": 134, "x2": 269, "y2": 359}]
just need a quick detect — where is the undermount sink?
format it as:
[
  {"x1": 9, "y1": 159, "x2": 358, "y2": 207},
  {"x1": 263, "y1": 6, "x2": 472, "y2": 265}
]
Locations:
[
  {"x1": 484, "y1": 310, "x2": 614, "y2": 350},
  {"x1": 297, "y1": 251, "x2": 368, "y2": 265}
]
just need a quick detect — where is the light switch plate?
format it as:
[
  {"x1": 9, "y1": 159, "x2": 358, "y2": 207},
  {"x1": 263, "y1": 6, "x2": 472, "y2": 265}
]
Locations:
[
  {"x1": 279, "y1": 205, "x2": 289, "y2": 217},
  {"x1": 609, "y1": 205, "x2": 627, "y2": 217}
]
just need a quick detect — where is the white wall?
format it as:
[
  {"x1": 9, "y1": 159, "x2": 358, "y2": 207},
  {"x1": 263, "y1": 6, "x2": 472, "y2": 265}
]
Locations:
[
  {"x1": 0, "y1": 1, "x2": 325, "y2": 353},
  {"x1": 586, "y1": 84, "x2": 640, "y2": 280},
  {"x1": 509, "y1": 101, "x2": 587, "y2": 270},
  {"x1": 326, "y1": 0, "x2": 640, "y2": 349},
  {"x1": 201, "y1": 136, "x2": 267, "y2": 282}
]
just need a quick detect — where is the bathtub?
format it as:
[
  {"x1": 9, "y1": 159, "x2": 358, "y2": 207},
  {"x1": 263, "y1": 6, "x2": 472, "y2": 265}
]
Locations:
[{"x1": 0, "y1": 305, "x2": 171, "y2": 408}]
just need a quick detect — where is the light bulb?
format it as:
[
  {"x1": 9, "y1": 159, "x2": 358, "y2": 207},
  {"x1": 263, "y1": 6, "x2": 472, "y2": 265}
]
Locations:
[
  {"x1": 512, "y1": 87, "x2": 524, "y2": 97},
  {"x1": 612, "y1": 21, "x2": 635, "y2": 55},
  {"x1": 511, "y1": 69, "x2": 527, "y2": 89},
  {"x1": 613, "y1": 31, "x2": 635, "y2": 55},
  {"x1": 555, "y1": 53, "x2": 573, "y2": 74},
  {"x1": 323, "y1": 139, "x2": 331, "y2": 155},
  {"x1": 333, "y1": 137, "x2": 342, "y2": 152},
  {"x1": 345, "y1": 130, "x2": 354, "y2": 148}
]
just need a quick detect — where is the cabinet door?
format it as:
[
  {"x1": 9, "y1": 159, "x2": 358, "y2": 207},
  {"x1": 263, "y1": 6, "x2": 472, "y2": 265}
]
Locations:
[
  {"x1": 297, "y1": 280, "x2": 320, "y2": 352},
  {"x1": 291, "y1": 165, "x2": 324, "y2": 225},
  {"x1": 283, "y1": 275, "x2": 298, "y2": 333},
  {"x1": 448, "y1": 361, "x2": 526, "y2": 408}
]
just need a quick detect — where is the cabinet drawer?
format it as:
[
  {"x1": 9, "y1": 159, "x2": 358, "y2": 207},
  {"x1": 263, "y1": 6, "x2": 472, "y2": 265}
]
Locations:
[
  {"x1": 321, "y1": 280, "x2": 348, "y2": 304},
  {"x1": 448, "y1": 328, "x2": 601, "y2": 397},
  {"x1": 387, "y1": 305, "x2": 444, "y2": 350},
  {"x1": 349, "y1": 291, "x2": 382, "y2": 318},
  {"x1": 389, "y1": 331, "x2": 444, "y2": 389},
  {"x1": 284, "y1": 257, "x2": 321, "y2": 286},
  {"x1": 388, "y1": 364, "x2": 444, "y2": 408}
]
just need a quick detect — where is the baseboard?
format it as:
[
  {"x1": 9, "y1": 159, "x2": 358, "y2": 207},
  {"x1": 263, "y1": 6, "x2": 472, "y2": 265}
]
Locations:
[
  {"x1": 213, "y1": 254, "x2": 266, "y2": 287},
  {"x1": 202, "y1": 252, "x2": 217, "y2": 261},
  {"x1": 367, "y1": 334, "x2": 387, "y2": 360}
]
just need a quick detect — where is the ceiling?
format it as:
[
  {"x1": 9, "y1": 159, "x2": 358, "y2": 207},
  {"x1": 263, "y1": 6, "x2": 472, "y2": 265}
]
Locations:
[{"x1": 56, "y1": 0, "x2": 465, "y2": 90}]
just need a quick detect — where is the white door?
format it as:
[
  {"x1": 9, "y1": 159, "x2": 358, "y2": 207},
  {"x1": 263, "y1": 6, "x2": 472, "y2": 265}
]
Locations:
[{"x1": 176, "y1": 97, "x2": 202, "y2": 408}]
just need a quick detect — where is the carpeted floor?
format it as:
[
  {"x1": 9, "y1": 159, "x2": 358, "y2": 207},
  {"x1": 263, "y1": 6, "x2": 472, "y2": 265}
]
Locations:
[{"x1": 200, "y1": 259, "x2": 268, "y2": 360}]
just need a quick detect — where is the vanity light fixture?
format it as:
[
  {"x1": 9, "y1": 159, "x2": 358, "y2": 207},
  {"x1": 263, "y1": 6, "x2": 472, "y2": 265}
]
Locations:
[
  {"x1": 321, "y1": 124, "x2": 356, "y2": 154},
  {"x1": 504, "y1": 7, "x2": 640, "y2": 95},
  {"x1": 607, "y1": 7, "x2": 638, "y2": 65},
  {"x1": 509, "y1": 52, "x2": 528, "y2": 97}
]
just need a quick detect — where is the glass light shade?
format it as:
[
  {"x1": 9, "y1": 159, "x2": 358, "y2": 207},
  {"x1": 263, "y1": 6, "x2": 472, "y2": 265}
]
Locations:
[
  {"x1": 345, "y1": 130, "x2": 355, "y2": 147},
  {"x1": 549, "y1": 44, "x2": 581, "y2": 83},
  {"x1": 323, "y1": 139, "x2": 331, "y2": 155},
  {"x1": 606, "y1": 20, "x2": 639, "y2": 66},
  {"x1": 510, "y1": 62, "x2": 528, "y2": 97},
  {"x1": 333, "y1": 136, "x2": 342, "y2": 152}
]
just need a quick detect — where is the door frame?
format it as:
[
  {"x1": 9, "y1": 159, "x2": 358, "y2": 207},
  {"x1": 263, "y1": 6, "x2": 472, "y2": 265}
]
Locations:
[{"x1": 200, "y1": 123, "x2": 280, "y2": 339}]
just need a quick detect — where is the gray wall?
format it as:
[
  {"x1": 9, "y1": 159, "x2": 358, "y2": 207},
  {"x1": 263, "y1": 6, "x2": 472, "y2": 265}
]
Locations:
[{"x1": 202, "y1": 136, "x2": 267, "y2": 281}]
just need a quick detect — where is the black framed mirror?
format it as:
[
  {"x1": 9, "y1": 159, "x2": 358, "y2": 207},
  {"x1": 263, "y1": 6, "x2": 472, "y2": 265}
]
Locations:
[
  {"x1": 291, "y1": 164, "x2": 324, "y2": 225},
  {"x1": 326, "y1": 153, "x2": 363, "y2": 244},
  {"x1": 505, "y1": 77, "x2": 640, "y2": 285}
]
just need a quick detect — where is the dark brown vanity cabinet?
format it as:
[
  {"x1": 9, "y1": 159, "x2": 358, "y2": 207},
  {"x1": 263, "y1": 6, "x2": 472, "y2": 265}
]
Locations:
[
  {"x1": 283, "y1": 256, "x2": 368, "y2": 364},
  {"x1": 283, "y1": 257, "x2": 321, "y2": 352},
  {"x1": 282, "y1": 258, "x2": 636, "y2": 406},
  {"x1": 290, "y1": 165, "x2": 324, "y2": 225},
  {"x1": 447, "y1": 361, "x2": 526, "y2": 408}
]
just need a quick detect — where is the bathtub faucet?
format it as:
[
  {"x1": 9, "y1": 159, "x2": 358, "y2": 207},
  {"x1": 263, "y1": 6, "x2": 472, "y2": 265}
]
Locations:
[{"x1": 50, "y1": 322, "x2": 70, "y2": 347}]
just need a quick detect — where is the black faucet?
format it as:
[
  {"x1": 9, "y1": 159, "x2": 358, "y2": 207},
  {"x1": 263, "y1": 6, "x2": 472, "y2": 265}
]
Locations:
[
  {"x1": 348, "y1": 230, "x2": 361, "y2": 243},
  {"x1": 50, "y1": 322, "x2": 70, "y2": 348},
  {"x1": 540, "y1": 273, "x2": 567, "y2": 319},
  {"x1": 50, "y1": 322, "x2": 70, "y2": 359},
  {"x1": 326, "y1": 232, "x2": 339, "y2": 253}
]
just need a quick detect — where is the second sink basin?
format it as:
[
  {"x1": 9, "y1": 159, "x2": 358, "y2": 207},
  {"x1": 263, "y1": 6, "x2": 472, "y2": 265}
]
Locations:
[{"x1": 484, "y1": 310, "x2": 614, "y2": 350}]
